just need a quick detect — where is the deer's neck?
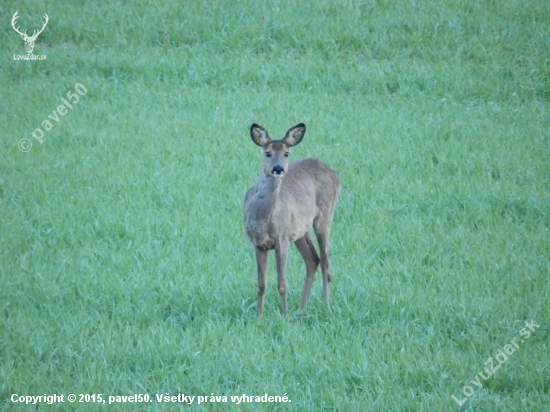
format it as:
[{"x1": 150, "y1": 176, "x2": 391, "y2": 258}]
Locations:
[{"x1": 250, "y1": 174, "x2": 282, "y2": 221}]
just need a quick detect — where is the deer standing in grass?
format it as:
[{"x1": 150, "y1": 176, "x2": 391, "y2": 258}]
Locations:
[{"x1": 243, "y1": 123, "x2": 340, "y2": 315}]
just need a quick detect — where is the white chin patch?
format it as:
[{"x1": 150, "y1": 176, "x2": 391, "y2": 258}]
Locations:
[{"x1": 272, "y1": 173, "x2": 284, "y2": 178}]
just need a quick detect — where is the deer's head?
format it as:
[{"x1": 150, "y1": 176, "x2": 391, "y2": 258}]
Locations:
[
  {"x1": 250, "y1": 123, "x2": 306, "y2": 178},
  {"x1": 11, "y1": 11, "x2": 49, "y2": 54}
]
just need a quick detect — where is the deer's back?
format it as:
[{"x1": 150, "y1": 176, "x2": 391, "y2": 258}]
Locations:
[
  {"x1": 273, "y1": 158, "x2": 338, "y2": 243},
  {"x1": 283, "y1": 158, "x2": 339, "y2": 208}
]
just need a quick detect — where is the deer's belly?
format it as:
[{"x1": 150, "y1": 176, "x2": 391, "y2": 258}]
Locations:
[{"x1": 288, "y1": 221, "x2": 313, "y2": 242}]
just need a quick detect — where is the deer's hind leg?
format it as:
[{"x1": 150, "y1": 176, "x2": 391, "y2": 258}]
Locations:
[
  {"x1": 295, "y1": 232, "x2": 320, "y2": 308},
  {"x1": 313, "y1": 218, "x2": 334, "y2": 304}
]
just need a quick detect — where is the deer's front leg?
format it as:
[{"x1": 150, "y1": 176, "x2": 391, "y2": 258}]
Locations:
[
  {"x1": 255, "y1": 246, "x2": 268, "y2": 315},
  {"x1": 275, "y1": 239, "x2": 289, "y2": 316}
]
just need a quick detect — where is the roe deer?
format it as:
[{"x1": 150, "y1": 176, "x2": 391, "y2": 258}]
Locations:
[{"x1": 243, "y1": 123, "x2": 340, "y2": 315}]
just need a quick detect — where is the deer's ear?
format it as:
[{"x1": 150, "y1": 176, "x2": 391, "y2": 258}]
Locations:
[
  {"x1": 250, "y1": 124, "x2": 271, "y2": 147},
  {"x1": 283, "y1": 123, "x2": 306, "y2": 147}
]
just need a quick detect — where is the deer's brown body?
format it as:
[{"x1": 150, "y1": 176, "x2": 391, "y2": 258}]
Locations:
[{"x1": 243, "y1": 123, "x2": 340, "y2": 315}]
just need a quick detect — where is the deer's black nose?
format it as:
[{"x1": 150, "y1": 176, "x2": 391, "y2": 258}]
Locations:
[{"x1": 272, "y1": 165, "x2": 284, "y2": 176}]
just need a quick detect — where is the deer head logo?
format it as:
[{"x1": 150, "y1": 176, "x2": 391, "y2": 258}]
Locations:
[{"x1": 11, "y1": 11, "x2": 49, "y2": 54}]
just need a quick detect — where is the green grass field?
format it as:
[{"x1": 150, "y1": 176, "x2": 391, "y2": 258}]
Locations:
[{"x1": 1, "y1": 0, "x2": 549, "y2": 410}]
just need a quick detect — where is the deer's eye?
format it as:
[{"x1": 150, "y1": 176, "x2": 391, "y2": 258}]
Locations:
[
  {"x1": 265, "y1": 151, "x2": 272, "y2": 158},
  {"x1": 284, "y1": 152, "x2": 289, "y2": 157}
]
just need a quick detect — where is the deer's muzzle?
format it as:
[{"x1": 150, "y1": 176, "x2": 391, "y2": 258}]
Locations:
[{"x1": 271, "y1": 165, "x2": 284, "y2": 176}]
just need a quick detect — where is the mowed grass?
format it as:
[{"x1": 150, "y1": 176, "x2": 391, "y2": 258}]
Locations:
[{"x1": 1, "y1": 0, "x2": 549, "y2": 410}]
